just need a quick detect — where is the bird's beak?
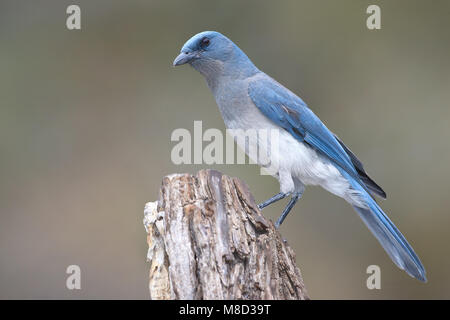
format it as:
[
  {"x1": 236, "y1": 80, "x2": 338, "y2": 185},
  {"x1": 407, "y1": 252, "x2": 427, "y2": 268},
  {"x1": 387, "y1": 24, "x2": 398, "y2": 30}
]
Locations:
[{"x1": 173, "y1": 51, "x2": 198, "y2": 66}]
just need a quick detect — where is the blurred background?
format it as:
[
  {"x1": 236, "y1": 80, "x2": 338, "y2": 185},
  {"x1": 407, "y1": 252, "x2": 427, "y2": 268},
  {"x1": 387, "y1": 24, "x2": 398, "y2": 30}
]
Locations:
[{"x1": 1, "y1": 0, "x2": 449, "y2": 299}]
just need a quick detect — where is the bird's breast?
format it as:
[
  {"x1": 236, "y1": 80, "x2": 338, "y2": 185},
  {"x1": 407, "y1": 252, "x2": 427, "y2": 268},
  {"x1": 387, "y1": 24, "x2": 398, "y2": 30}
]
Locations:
[{"x1": 213, "y1": 77, "x2": 267, "y2": 130}]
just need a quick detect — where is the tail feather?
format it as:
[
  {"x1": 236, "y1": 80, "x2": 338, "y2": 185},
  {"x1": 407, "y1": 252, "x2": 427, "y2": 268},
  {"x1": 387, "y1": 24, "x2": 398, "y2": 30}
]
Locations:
[
  {"x1": 352, "y1": 203, "x2": 426, "y2": 282},
  {"x1": 343, "y1": 173, "x2": 427, "y2": 282}
]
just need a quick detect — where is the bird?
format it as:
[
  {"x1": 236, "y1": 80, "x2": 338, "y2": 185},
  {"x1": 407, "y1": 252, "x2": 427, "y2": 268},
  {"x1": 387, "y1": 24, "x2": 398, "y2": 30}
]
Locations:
[{"x1": 173, "y1": 31, "x2": 426, "y2": 282}]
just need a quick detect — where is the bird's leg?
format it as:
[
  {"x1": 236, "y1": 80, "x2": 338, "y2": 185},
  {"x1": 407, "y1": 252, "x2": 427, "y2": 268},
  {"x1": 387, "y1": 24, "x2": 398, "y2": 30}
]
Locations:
[
  {"x1": 258, "y1": 192, "x2": 288, "y2": 210},
  {"x1": 275, "y1": 192, "x2": 303, "y2": 228}
]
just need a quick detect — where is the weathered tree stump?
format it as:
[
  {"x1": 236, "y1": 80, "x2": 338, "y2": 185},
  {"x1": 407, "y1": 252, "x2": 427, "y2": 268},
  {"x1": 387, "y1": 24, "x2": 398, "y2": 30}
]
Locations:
[{"x1": 143, "y1": 169, "x2": 308, "y2": 300}]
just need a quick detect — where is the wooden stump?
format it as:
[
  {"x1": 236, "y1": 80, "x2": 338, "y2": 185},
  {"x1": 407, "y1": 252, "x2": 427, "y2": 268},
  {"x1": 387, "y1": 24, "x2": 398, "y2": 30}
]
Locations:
[{"x1": 143, "y1": 169, "x2": 308, "y2": 300}]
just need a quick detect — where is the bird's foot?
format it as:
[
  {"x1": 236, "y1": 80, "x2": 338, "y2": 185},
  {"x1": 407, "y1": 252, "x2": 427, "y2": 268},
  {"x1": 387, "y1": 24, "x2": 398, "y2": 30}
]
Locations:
[
  {"x1": 274, "y1": 192, "x2": 302, "y2": 228},
  {"x1": 258, "y1": 192, "x2": 288, "y2": 210}
]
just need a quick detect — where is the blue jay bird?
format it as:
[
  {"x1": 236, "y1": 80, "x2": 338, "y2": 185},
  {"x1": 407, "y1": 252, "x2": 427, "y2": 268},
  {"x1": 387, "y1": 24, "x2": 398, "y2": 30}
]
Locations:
[{"x1": 173, "y1": 31, "x2": 426, "y2": 282}]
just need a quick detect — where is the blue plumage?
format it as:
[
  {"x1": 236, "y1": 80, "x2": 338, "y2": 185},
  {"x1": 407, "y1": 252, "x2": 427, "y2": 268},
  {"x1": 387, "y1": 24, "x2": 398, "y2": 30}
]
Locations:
[{"x1": 174, "y1": 31, "x2": 426, "y2": 282}]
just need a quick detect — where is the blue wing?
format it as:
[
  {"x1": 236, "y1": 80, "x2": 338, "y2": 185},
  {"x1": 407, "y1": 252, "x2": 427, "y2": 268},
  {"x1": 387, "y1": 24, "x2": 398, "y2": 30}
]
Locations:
[{"x1": 248, "y1": 77, "x2": 360, "y2": 183}]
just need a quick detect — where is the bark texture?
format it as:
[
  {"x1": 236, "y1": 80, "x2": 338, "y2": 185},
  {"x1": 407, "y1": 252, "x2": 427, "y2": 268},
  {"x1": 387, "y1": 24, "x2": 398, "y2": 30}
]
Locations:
[{"x1": 144, "y1": 169, "x2": 308, "y2": 300}]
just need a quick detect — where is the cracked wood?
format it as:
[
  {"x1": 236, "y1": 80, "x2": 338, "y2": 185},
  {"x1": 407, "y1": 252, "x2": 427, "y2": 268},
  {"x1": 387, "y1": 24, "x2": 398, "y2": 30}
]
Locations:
[{"x1": 144, "y1": 169, "x2": 308, "y2": 300}]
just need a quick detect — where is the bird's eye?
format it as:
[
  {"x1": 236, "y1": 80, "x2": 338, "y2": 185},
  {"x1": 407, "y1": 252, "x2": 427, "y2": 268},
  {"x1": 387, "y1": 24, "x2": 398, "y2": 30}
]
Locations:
[{"x1": 201, "y1": 37, "x2": 210, "y2": 48}]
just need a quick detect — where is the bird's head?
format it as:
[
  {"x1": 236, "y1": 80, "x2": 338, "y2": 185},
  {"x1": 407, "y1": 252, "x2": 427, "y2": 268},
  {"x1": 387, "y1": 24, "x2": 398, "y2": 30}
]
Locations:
[{"x1": 173, "y1": 31, "x2": 258, "y2": 80}]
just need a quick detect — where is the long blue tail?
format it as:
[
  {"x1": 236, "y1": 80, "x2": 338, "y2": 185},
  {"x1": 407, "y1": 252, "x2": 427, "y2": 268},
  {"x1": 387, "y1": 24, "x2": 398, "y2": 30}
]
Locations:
[{"x1": 343, "y1": 172, "x2": 427, "y2": 282}]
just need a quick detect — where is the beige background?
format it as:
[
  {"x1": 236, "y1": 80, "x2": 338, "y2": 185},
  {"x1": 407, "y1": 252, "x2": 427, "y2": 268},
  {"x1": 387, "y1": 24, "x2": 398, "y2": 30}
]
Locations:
[{"x1": 1, "y1": 0, "x2": 449, "y2": 299}]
